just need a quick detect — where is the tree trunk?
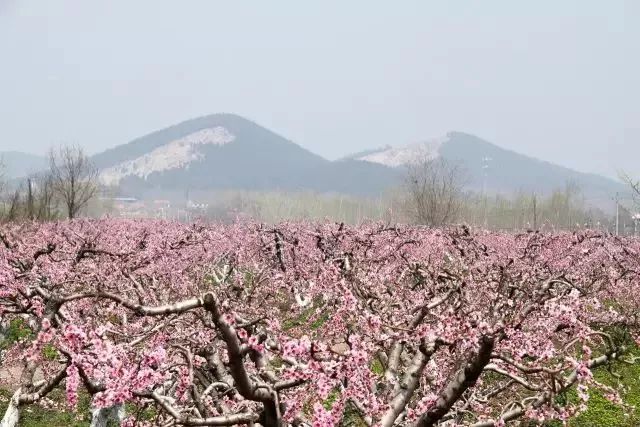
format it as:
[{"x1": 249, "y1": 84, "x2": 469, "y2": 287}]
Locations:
[
  {"x1": 90, "y1": 403, "x2": 125, "y2": 427},
  {"x1": 0, "y1": 389, "x2": 21, "y2": 427},
  {"x1": 417, "y1": 336, "x2": 495, "y2": 427}
]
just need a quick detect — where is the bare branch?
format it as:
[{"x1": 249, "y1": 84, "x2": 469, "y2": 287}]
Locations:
[{"x1": 48, "y1": 144, "x2": 98, "y2": 219}]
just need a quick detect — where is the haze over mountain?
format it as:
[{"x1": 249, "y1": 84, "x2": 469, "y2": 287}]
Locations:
[
  {"x1": 1, "y1": 114, "x2": 626, "y2": 213},
  {"x1": 91, "y1": 114, "x2": 398, "y2": 197},
  {"x1": 0, "y1": 151, "x2": 47, "y2": 179},
  {"x1": 0, "y1": 3, "x2": 635, "y2": 180},
  {"x1": 87, "y1": 114, "x2": 630, "y2": 212},
  {"x1": 350, "y1": 132, "x2": 625, "y2": 210}
]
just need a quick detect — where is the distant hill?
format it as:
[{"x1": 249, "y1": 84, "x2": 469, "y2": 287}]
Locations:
[
  {"x1": 2, "y1": 115, "x2": 626, "y2": 213},
  {"x1": 92, "y1": 113, "x2": 400, "y2": 197},
  {"x1": 354, "y1": 132, "x2": 625, "y2": 210},
  {"x1": 0, "y1": 151, "x2": 47, "y2": 179}
]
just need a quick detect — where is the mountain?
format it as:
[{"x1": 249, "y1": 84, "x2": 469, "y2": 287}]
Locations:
[
  {"x1": 93, "y1": 113, "x2": 400, "y2": 197},
  {"x1": 339, "y1": 145, "x2": 392, "y2": 161},
  {"x1": 0, "y1": 151, "x2": 47, "y2": 179},
  {"x1": 354, "y1": 132, "x2": 625, "y2": 210},
  {"x1": 3, "y1": 115, "x2": 625, "y2": 212},
  {"x1": 351, "y1": 136, "x2": 448, "y2": 168}
]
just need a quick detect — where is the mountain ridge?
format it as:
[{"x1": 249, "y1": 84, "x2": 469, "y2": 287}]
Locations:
[
  {"x1": 92, "y1": 113, "x2": 327, "y2": 169},
  {"x1": 353, "y1": 131, "x2": 624, "y2": 210},
  {"x1": 1, "y1": 114, "x2": 626, "y2": 212},
  {"x1": 91, "y1": 113, "x2": 398, "y2": 197}
]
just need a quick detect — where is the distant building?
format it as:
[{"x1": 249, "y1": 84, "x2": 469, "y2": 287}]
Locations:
[
  {"x1": 109, "y1": 197, "x2": 138, "y2": 203},
  {"x1": 153, "y1": 199, "x2": 171, "y2": 208}
]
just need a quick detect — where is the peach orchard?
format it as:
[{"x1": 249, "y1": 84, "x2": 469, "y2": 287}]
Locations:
[{"x1": 1, "y1": 219, "x2": 639, "y2": 426}]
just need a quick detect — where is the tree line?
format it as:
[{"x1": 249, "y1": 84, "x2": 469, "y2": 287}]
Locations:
[
  {"x1": 400, "y1": 156, "x2": 636, "y2": 233},
  {"x1": 0, "y1": 145, "x2": 98, "y2": 222},
  {"x1": 1, "y1": 148, "x2": 636, "y2": 233}
]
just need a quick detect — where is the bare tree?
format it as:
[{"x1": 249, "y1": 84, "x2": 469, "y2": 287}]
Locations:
[
  {"x1": 35, "y1": 173, "x2": 57, "y2": 220},
  {"x1": 0, "y1": 173, "x2": 58, "y2": 222},
  {"x1": 621, "y1": 172, "x2": 639, "y2": 202},
  {"x1": 403, "y1": 157, "x2": 465, "y2": 226},
  {"x1": 26, "y1": 177, "x2": 35, "y2": 220},
  {"x1": 0, "y1": 158, "x2": 5, "y2": 219},
  {"x1": 49, "y1": 145, "x2": 98, "y2": 219},
  {"x1": 0, "y1": 156, "x2": 5, "y2": 196},
  {"x1": 621, "y1": 173, "x2": 640, "y2": 235},
  {"x1": 27, "y1": 172, "x2": 58, "y2": 221},
  {"x1": 6, "y1": 189, "x2": 21, "y2": 221}
]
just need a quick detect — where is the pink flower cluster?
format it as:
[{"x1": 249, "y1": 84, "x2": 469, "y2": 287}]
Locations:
[{"x1": 0, "y1": 219, "x2": 638, "y2": 425}]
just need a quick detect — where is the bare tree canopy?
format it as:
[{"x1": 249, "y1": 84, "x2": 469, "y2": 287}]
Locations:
[
  {"x1": 1, "y1": 174, "x2": 58, "y2": 222},
  {"x1": 49, "y1": 145, "x2": 98, "y2": 219},
  {"x1": 403, "y1": 157, "x2": 465, "y2": 226},
  {"x1": 0, "y1": 157, "x2": 5, "y2": 196},
  {"x1": 620, "y1": 172, "x2": 639, "y2": 210},
  {"x1": 621, "y1": 173, "x2": 639, "y2": 197}
]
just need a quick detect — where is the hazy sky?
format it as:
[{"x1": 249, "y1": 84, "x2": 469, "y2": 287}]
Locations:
[{"x1": 0, "y1": 1, "x2": 637, "y2": 179}]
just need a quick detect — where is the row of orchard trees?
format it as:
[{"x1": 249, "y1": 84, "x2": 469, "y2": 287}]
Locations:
[
  {"x1": 0, "y1": 145, "x2": 98, "y2": 222},
  {"x1": 1, "y1": 219, "x2": 639, "y2": 426}
]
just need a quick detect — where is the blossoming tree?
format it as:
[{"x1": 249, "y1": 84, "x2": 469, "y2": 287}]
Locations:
[{"x1": 1, "y1": 219, "x2": 638, "y2": 426}]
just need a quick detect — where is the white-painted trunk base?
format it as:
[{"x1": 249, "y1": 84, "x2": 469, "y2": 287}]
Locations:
[
  {"x1": 0, "y1": 389, "x2": 21, "y2": 427},
  {"x1": 90, "y1": 404, "x2": 125, "y2": 427}
]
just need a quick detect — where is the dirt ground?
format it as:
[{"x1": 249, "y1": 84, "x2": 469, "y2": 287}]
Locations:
[{"x1": 0, "y1": 365, "x2": 44, "y2": 392}]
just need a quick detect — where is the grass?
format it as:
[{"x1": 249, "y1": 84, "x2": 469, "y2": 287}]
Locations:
[
  {"x1": 538, "y1": 339, "x2": 640, "y2": 427},
  {"x1": 0, "y1": 388, "x2": 91, "y2": 427},
  {"x1": 566, "y1": 346, "x2": 640, "y2": 427},
  {"x1": 0, "y1": 318, "x2": 33, "y2": 351},
  {"x1": 282, "y1": 301, "x2": 331, "y2": 333},
  {"x1": 0, "y1": 388, "x2": 155, "y2": 426}
]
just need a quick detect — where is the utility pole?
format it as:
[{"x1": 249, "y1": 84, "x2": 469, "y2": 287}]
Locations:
[
  {"x1": 26, "y1": 178, "x2": 34, "y2": 220},
  {"x1": 615, "y1": 192, "x2": 619, "y2": 236},
  {"x1": 532, "y1": 193, "x2": 537, "y2": 231},
  {"x1": 481, "y1": 156, "x2": 492, "y2": 228}
]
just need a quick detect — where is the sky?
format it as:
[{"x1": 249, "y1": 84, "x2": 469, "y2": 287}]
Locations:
[{"x1": 0, "y1": 1, "x2": 637, "y2": 179}]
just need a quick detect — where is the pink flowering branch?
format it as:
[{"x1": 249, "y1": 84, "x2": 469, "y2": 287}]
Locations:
[
  {"x1": 380, "y1": 340, "x2": 442, "y2": 427},
  {"x1": 417, "y1": 335, "x2": 495, "y2": 426},
  {"x1": 60, "y1": 291, "x2": 207, "y2": 316},
  {"x1": 135, "y1": 391, "x2": 259, "y2": 426},
  {"x1": 471, "y1": 347, "x2": 626, "y2": 427},
  {"x1": 1, "y1": 220, "x2": 639, "y2": 426},
  {"x1": 17, "y1": 364, "x2": 69, "y2": 405}
]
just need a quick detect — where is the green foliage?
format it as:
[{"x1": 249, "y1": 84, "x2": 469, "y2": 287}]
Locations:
[
  {"x1": 42, "y1": 343, "x2": 59, "y2": 360},
  {"x1": 203, "y1": 273, "x2": 218, "y2": 287},
  {"x1": 457, "y1": 183, "x2": 612, "y2": 232},
  {"x1": 282, "y1": 305, "x2": 315, "y2": 331},
  {"x1": 283, "y1": 299, "x2": 331, "y2": 332},
  {"x1": 0, "y1": 318, "x2": 33, "y2": 349},
  {"x1": 202, "y1": 189, "x2": 395, "y2": 225},
  {"x1": 243, "y1": 270, "x2": 256, "y2": 287},
  {"x1": 310, "y1": 311, "x2": 330, "y2": 330},
  {"x1": 370, "y1": 358, "x2": 385, "y2": 376},
  {"x1": 569, "y1": 391, "x2": 634, "y2": 427},
  {"x1": 341, "y1": 402, "x2": 369, "y2": 427},
  {"x1": 125, "y1": 402, "x2": 157, "y2": 422},
  {"x1": 0, "y1": 387, "x2": 156, "y2": 426},
  {"x1": 269, "y1": 356, "x2": 284, "y2": 369},
  {"x1": 323, "y1": 388, "x2": 340, "y2": 410}
]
